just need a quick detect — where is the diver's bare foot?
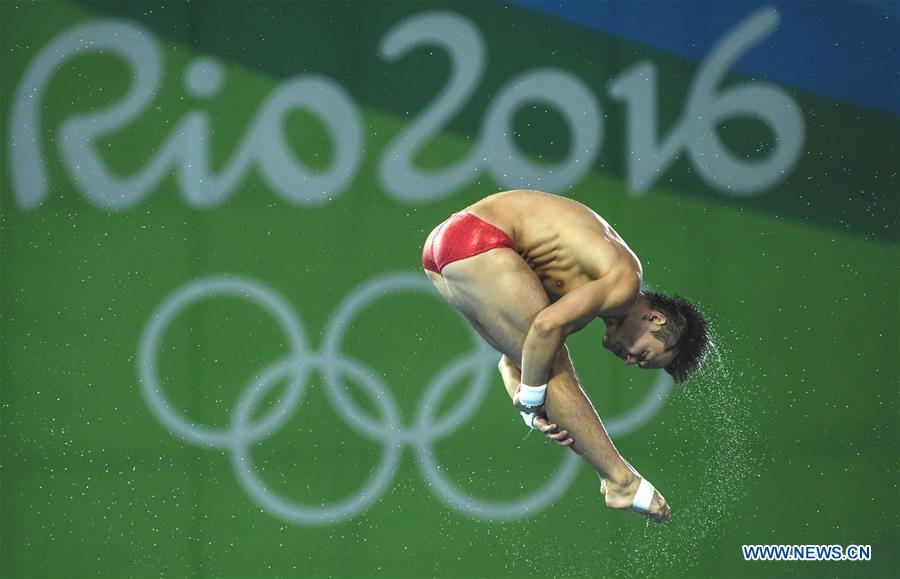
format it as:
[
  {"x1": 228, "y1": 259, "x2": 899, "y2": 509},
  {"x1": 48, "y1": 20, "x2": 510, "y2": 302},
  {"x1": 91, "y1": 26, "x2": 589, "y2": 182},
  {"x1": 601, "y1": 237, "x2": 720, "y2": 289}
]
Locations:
[{"x1": 601, "y1": 477, "x2": 672, "y2": 523}]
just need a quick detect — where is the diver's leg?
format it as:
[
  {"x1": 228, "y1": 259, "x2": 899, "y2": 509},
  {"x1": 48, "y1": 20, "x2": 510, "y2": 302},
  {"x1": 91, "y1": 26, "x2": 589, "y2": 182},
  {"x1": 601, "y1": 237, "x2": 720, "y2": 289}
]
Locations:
[
  {"x1": 426, "y1": 269, "x2": 570, "y2": 441},
  {"x1": 424, "y1": 269, "x2": 506, "y2": 353},
  {"x1": 440, "y1": 249, "x2": 637, "y2": 488}
]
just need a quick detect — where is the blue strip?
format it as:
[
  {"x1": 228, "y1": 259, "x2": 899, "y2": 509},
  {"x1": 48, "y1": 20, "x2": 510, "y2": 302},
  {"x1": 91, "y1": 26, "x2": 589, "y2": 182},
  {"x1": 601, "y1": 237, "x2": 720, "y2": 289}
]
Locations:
[{"x1": 511, "y1": 0, "x2": 899, "y2": 116}]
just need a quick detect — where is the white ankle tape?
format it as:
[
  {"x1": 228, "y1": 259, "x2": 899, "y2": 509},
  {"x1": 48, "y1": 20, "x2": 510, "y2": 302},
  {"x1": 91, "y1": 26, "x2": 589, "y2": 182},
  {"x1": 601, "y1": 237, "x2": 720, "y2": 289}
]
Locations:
[
  {"x1": 518, "y1": 383, "x2": 547, "y2": 408},
  {"x1": 632, "y1": 478, "x2": 655, "y2": 512}
]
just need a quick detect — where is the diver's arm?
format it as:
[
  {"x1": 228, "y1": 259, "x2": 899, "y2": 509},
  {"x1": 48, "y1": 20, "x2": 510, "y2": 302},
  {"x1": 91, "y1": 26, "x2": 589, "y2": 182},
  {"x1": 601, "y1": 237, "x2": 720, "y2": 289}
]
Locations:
[{"x1": 519, "y1": 274, "x2": 638, "y2": 388}]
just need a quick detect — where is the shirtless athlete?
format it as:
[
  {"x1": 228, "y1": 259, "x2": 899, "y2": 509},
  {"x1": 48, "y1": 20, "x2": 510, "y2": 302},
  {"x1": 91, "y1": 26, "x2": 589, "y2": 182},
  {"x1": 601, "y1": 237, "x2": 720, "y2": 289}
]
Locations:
[{"x1": 421, "y1": 189, "x2": 710, "y2": 523}]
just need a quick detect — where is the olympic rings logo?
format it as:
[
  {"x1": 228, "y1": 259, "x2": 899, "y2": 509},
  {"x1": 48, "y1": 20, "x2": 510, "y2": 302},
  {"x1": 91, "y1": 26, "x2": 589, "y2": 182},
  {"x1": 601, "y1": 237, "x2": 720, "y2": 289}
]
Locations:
[{"x1": 137, "y1": 272, "x2": 672, "y2": 525}]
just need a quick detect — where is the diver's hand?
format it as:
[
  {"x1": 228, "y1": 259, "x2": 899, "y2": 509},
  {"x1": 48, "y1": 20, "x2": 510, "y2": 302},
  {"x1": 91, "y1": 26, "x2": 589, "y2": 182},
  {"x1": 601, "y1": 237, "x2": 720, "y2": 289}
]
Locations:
[
  {"x1": 512, "y1": 386, "x2": 574, "y2": 447},
  {"x1": 600, "y1": 476, "x2": 672, "y2": 524},
  {"x1": 532, "y1": 412, "x2": 574, "y2": 447}
]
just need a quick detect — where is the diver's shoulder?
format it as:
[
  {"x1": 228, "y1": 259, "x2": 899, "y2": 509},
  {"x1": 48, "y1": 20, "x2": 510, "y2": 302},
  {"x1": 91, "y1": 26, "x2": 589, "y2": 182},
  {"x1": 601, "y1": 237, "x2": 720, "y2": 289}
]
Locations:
[{"x1": 601, "y1": 267, "x2": 643, "y2": 310}]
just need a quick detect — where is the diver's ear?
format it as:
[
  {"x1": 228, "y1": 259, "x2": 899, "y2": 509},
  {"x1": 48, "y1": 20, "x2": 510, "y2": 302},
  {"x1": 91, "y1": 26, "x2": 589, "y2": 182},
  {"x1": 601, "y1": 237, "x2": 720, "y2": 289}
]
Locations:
[{"x1": 646, "y1": 311, "x2": 667, "y2": 328}]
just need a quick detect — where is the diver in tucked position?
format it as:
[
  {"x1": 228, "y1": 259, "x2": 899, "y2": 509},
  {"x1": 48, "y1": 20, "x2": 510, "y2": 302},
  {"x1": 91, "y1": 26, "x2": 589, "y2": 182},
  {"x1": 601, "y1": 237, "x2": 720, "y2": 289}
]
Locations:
[{"x1": 421, "y1": 190, "x2": 710, "y2": 523}]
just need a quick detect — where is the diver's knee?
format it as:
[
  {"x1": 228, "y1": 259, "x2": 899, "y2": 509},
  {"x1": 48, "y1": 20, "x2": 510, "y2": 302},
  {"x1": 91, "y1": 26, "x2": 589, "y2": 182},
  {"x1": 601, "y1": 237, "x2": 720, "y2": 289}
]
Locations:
[{"x1": 498, "y1": 354, "x2": 521, "y2": 372}]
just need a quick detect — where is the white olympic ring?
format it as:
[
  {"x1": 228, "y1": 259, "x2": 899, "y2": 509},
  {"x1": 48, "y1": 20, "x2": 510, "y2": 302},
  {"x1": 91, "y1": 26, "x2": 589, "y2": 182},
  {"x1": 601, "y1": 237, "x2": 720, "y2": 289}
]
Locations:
[{"x1": 137, "y1": 272, "x2": 672, "y2": 525}]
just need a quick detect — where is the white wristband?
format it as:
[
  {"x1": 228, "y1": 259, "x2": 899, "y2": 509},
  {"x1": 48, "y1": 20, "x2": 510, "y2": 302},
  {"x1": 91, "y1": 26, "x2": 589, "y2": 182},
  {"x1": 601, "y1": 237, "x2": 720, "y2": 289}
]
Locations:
[{"x1": 518, "y1": 383, "x2": 547, "y2": 409}]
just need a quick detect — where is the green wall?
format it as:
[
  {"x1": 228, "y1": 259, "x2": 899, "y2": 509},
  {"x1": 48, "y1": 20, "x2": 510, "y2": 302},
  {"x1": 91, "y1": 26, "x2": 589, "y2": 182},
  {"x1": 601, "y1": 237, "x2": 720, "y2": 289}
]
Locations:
[{"x1": 1, "y1": 1, "x2": 897, "y2": 577}]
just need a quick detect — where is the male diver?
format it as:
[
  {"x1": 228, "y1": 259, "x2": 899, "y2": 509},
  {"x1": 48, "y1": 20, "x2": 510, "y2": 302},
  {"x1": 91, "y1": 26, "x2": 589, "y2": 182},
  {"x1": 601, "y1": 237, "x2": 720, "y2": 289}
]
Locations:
[{"x1": 421, "y1": 189, "x2": 710, "y2": 523}]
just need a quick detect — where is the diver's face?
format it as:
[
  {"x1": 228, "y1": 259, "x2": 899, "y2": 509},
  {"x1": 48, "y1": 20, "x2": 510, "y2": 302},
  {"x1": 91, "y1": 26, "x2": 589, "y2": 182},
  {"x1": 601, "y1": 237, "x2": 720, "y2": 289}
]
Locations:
[{"x1": 602, "y1": 314, "x2": 676, "y2": 370}]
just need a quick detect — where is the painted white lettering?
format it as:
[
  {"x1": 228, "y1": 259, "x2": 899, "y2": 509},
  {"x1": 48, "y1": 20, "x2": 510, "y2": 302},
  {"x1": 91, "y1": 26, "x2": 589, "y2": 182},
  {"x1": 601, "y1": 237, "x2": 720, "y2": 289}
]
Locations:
[{"x1": 609, "y1": 7, "x2": 804, "y2": 196}]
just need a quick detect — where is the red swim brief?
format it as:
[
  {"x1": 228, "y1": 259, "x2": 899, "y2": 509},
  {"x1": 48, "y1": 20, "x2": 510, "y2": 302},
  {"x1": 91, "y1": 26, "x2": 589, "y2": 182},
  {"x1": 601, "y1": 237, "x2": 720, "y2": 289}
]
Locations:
[{"x1": 422, "y1": 212, "x2": 515, "y2": 274}]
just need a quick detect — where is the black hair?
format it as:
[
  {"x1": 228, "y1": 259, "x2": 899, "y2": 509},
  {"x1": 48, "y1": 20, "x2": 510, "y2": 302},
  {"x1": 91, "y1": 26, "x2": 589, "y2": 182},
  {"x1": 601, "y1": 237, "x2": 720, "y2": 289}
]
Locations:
[{"x1": 644, "y1": 291, "x2": 710, "y2": 384}]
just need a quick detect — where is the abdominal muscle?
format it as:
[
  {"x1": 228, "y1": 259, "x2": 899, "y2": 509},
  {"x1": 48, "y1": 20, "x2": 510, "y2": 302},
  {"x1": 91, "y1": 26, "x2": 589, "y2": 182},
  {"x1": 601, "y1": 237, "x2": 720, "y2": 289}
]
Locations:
[{"x1": 462, "y1": 190, "x2": 642, "y2": 302}]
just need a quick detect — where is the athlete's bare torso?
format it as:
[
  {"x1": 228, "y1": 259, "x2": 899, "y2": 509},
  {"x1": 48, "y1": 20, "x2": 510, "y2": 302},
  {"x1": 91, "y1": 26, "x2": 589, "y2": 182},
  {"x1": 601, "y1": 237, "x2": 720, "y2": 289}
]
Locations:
[{"x1": 463, "y1": 190, "x2": 643, "y2": 303}]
